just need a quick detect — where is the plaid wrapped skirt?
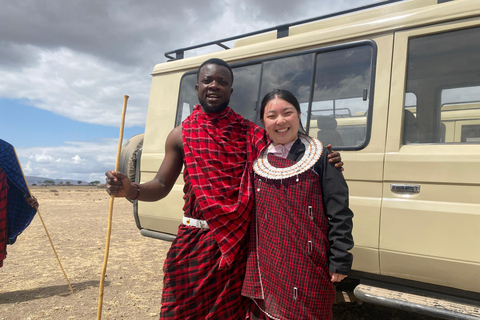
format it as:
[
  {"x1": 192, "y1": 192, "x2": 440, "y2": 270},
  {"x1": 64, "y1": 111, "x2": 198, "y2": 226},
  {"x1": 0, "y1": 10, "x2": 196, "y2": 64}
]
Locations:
[{"x1": 160, "y1": 225, "x2": 248, "y2": 319}]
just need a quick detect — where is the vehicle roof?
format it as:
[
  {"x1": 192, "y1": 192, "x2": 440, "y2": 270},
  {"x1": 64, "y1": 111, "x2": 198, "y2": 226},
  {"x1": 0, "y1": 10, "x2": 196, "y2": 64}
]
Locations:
[{"x1": 152, "y1": 0, "x2": 479, "y2": 75}]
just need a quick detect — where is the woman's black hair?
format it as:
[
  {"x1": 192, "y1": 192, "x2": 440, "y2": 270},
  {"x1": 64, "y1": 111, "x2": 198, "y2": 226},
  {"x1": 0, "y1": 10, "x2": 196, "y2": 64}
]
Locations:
[{"x1": 260, "y1": 89, "x2": 306, "y2": 134}]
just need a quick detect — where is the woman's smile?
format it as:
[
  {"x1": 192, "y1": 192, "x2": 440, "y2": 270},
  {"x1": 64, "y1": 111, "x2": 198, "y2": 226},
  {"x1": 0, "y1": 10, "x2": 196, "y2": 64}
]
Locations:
[{"x1": 262, "y1": 98, "x2": 300, "y2": 146}]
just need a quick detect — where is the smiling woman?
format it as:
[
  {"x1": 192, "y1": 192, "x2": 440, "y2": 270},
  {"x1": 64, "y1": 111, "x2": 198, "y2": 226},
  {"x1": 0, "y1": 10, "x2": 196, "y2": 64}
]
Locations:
[
  {"x1": 260, "y1": 90, "x2": 302, "y2": 146},
  {"x1": 242, "y1": 89, "x2": 353, "y2": 319}
]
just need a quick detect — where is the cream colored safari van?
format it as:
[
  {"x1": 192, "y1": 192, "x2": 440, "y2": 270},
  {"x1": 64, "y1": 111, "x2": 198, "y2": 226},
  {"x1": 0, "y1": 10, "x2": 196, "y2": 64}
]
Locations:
[{"x1": 120, "y1": 0, "x2": 480, "y2": 318}]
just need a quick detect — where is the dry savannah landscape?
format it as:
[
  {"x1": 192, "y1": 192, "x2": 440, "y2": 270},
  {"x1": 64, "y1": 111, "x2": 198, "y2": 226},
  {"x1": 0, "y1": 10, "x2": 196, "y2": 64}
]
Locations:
[{"x1": 0, "y1": 186, "x2": 440, "y2": 320}]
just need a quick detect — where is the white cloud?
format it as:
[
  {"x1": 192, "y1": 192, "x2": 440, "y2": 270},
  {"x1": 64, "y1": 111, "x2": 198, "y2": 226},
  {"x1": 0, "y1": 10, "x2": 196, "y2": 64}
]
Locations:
[
  {"x1": 0, "y1": 47, "x2": 149, "y2": 127},
  {"x1": 18, "y1": 139, "x2": 118, "y2": 182},
  {"x1": 31, "y1": 153, "x2": 54, "y2": 163},
  {"x1": 0, "y1": 0, "x2": 381, "y2": 128},
  {"x1": 71, "y1": 155, "x2": 84, "y2": 165},
  {"x1": 1, "y1": 0, "x2": 384, "y2": 181}
]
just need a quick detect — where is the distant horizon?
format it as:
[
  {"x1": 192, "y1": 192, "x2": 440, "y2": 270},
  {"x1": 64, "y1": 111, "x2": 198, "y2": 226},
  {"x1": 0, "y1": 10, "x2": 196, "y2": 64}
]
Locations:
[{"x1": 25, "y1": 175, "x2": 102, "y2": 185}]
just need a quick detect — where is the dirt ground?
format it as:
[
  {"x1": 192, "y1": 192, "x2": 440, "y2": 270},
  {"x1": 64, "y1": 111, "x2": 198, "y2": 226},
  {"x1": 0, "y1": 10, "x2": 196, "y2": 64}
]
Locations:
[{"x1": 0, "y1": 186, "x2": 440, "y2": 319}]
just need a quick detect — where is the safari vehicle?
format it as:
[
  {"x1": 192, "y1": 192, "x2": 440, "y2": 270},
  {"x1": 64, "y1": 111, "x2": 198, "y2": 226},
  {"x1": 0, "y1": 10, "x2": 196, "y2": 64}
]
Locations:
[
  {"x1": 326, "y1": 102, "x2": 480, "y2": 146},
  {"x1": 120, "y1": 0, "x2": 480, "y2": 318}
]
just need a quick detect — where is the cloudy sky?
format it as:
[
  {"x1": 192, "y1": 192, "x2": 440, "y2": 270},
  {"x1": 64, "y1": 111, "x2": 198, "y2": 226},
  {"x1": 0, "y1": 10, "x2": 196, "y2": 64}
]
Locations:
[{"x1": 0, "y1": 0, "x2": 385, "y2": 183}]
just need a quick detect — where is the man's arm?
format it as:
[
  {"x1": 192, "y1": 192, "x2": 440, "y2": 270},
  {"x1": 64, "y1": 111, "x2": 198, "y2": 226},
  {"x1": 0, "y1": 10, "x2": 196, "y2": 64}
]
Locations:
[{"x1": 105, "y1": 125, "x2": 184, "y2": 201}]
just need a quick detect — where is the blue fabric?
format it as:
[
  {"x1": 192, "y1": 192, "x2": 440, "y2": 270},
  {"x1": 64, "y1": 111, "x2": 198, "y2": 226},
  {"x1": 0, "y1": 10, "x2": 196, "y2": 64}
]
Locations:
[{"x1": 0, "y1": 139, "x2": 37, "y2": 244}]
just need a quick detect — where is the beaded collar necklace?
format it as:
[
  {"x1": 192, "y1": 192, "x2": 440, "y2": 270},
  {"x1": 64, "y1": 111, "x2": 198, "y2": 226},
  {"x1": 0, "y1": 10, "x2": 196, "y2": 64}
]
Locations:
[{"x1": 253, "y1": 135, "x2": 323, "y2": 180}]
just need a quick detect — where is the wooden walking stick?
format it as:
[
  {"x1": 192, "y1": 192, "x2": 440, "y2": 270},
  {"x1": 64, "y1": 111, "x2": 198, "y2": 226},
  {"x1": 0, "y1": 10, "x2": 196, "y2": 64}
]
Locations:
[
  {"x1": 97, "y1": 95, "x2": 129, "y2": 320},
  {"x1": 12, "y1": 149, "x2": 74, "y2": 294}
]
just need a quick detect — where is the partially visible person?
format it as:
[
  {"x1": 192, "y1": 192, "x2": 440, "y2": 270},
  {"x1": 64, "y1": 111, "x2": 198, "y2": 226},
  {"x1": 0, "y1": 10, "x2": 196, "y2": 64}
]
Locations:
[
  {"x1": 0, "y1": 139, "x2": 39, "y2": 267},
  {"x1": 0, "y1": 166, "x2": 7, "y2": 267},
  {"x1": 106, "y1": 59, "x2": 345, "y2": 319},
  {"x1": 242, "y1": 89, "x2": 354, "y2": 320},
  {"x1": 107, "y1": 58, "x2": 267, "y2": 319}
]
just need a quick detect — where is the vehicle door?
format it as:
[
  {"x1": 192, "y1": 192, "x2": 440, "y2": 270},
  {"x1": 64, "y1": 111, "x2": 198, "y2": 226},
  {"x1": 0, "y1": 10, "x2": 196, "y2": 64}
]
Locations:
[{"x1": 382, "y1": 21, "x2": 480, "y2": 292}]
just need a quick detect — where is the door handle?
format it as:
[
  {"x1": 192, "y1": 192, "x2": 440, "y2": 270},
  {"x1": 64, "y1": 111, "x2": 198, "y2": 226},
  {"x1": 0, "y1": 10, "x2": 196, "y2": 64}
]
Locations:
[{"x1": 390, "y1": 184, "x2": 420, "y2": 194}]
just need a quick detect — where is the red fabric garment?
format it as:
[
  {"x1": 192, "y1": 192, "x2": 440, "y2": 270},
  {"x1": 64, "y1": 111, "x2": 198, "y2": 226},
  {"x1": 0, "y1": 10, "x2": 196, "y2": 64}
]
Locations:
[
  {"x1": 160, "y1": 225, "x2": 249, "y2": 319},
  {"x1": 246, "y1": 299, "x2": 269, "y2": 320},
  {"x1": 0, "y1": 167, "x2": 8, "y2": 267},
  {"x1": 182, "y1": 105, "x2": 266, "y2": 269},
  {"x1": 242, "y1": 153, "x2": 335, "y2": 320}
]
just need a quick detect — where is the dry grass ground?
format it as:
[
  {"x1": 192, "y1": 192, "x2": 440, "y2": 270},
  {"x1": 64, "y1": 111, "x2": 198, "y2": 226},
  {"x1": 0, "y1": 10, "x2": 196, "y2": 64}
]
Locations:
[
  {"x1": 0, "y1": 186, "x2": 439, "y2": 319},
  {"x1": 1, "y1": 186, "x2": 170, "y2": 319}
]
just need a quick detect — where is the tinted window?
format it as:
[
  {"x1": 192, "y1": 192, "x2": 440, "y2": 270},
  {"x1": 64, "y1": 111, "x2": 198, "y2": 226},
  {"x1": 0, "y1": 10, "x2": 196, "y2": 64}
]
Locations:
[
  {"x1": 176, "y1": 43, "x2": 376, "y2": 150},
  {"x1": 176, "y1": 74, "x2": 197, "y2": 124},
  {"x1": 176, "y1": 65, "x2": 261, "y2": 124},
  {"x1": 404, "y1": 27, "x2": 480, "y2": 144},
  {"x1": 259, "y1": 54, "x2": 315, "y2": 126},
  {"x1": 311, "y1": 46, "x2": 373, "y2": 147},
  {"x1": 462, "y1": 124, "x2": 480, "y2": 143},
  {"x1": 229, "y1": 64, "x2": 262, "y2": 122}
]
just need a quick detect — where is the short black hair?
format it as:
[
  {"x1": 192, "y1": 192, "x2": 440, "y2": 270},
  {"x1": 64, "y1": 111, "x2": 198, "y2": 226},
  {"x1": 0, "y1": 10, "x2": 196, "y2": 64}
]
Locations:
[
  {"x1": 197, "y1": 58, "x2": 234, "y2": 84},
  {"x1": 260, "y1": 89, "x2": 301, "y2": 119}
]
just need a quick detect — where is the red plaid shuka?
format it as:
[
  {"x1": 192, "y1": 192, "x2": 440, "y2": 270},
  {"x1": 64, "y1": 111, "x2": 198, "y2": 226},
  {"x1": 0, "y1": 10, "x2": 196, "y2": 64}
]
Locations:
[
  {"x1": 182, "y1": 105, "x2": 266, "y2": 269},
  {"x1": 160, "y1": 226, "x2": 249, "y2": 319},
  {"x1": 243, "y1": 153, "x2": 335, "y2": 320},
  {"x1": 0, "y1": 168, "x2": 8, "y2": 267},
  {"x1": 160, "y1": 105, "x2": 267, "y2": 319}
]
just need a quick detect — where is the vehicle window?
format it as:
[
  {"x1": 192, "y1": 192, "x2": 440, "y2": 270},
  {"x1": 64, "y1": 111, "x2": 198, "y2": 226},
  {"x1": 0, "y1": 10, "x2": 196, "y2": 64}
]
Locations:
[
  {"x1": 176, "y1": 43, "x2": 376, "y2": 148},
  {"x1": 311, "y1": 45, "x2": 374, "y2": 148},
  {"x1": 176, "y1": 65, "x2": 262, "y2": 125},
  {"x1": 259, "y1": 54, "x2": 315, "y2": 127},
  {"x1": 176, "y1": 74, "x2": 197, "y2": 124},
  {"x1": 405, "y1": 92, "x2": 417, "y2": 107},
  {"x1": 336, "y1": 125, "x2": 367, "y2": 147},
  {"x1": 461, "y1": 124, "x2": 480, "y2": 143},
  {"x1": 229, "y1": 64, "x2": 262, "y2": 122},
  {"x1": 404, "y1": 26, "x2": 480, "y2": 144}
]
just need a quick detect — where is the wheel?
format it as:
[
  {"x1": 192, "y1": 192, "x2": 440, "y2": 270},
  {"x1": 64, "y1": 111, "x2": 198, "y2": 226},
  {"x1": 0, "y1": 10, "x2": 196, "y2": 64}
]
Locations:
[{"x1": 119, "y1": 134, "x2": 144, "y2": 182}]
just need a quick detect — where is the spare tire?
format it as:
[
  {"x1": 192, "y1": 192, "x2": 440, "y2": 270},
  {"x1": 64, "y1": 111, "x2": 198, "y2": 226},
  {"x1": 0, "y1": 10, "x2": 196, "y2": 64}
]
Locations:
[{"x1": 119, "y1": 134, "x2": 144, "y2": 182}]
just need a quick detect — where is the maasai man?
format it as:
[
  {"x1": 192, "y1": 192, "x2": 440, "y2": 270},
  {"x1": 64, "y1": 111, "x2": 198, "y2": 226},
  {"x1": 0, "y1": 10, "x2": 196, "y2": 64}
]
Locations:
[
  {"x1": 105, "y1": 59, "x2": 343, "y2": 319},
  {"x1": 0, "y1": 139, "x2": 39, "y2": 267}
]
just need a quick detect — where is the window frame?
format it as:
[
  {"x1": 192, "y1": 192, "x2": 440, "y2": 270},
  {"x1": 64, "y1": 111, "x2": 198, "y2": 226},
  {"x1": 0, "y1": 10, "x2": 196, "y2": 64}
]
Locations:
[{"x1": 175, "y1": 40, "x2": 378, "y2": 151}]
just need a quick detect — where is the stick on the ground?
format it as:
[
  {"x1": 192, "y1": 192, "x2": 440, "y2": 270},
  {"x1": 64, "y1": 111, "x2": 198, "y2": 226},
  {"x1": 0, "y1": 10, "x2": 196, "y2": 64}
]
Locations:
[
  {"x1": 97, "y1": 95, "x2": 129, "y2": 320},
  {"x1": 13, "y1": 149, "x2": 74, "y2": 294},
  {"x1": 36, "y1": 209, "x2": 74, "y2": 293}
]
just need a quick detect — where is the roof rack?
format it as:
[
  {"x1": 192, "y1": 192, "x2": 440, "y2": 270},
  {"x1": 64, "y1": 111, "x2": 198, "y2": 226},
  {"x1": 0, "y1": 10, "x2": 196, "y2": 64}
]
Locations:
[{"x1": 164, "y1": 0, "x2": 406, "y2": 61}]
